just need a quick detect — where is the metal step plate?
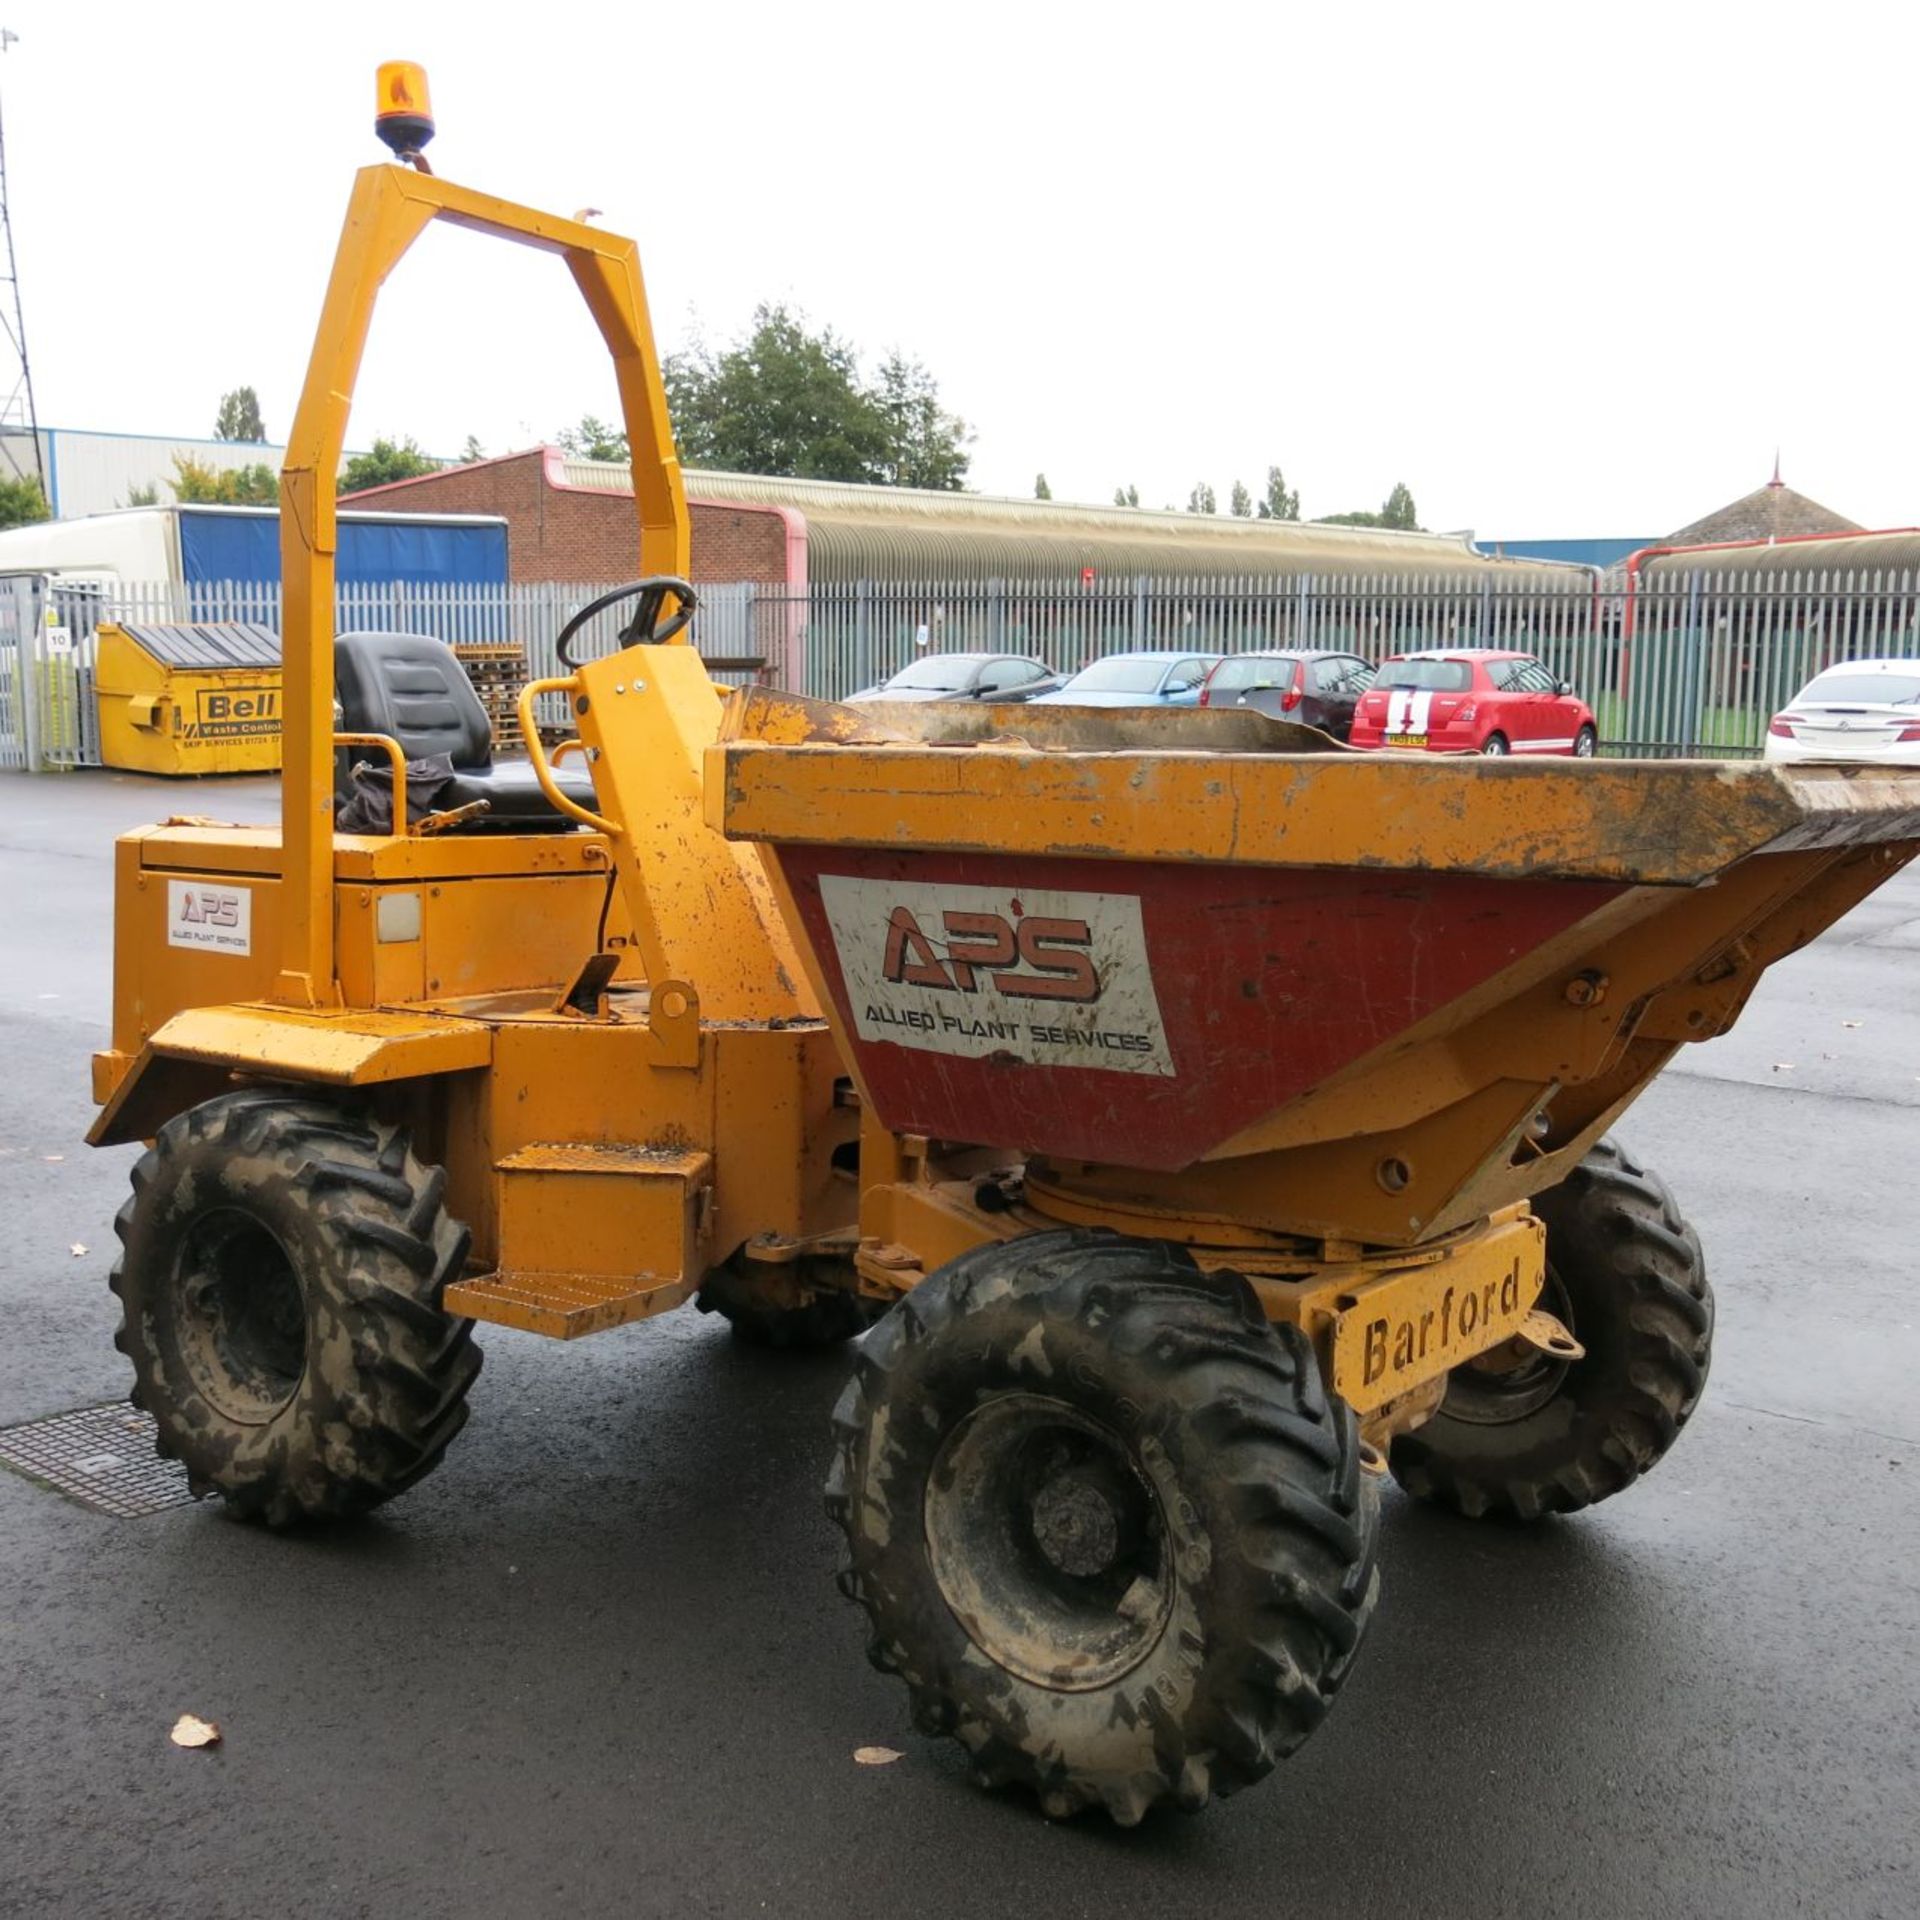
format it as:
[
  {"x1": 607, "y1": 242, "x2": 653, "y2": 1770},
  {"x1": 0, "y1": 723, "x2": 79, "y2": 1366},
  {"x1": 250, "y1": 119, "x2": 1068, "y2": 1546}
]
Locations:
[{"x1": 444, "y1": 1268, "x2": 688, "y2": 1338}]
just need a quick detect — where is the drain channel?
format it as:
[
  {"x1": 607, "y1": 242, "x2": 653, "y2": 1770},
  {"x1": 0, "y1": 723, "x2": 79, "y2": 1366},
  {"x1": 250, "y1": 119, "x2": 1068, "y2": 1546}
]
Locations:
[{"x1": 0, "y1": 1403, "x2": 195, "y2": 1516}]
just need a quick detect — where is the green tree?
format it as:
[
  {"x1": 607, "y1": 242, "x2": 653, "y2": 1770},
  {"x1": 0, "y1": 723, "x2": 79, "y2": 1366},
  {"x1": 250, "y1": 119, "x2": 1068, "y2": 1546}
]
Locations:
[
  {"x1": 170, "y1": 454, "x2": 278, "y2": 504},
  {"x1": 1034, "y1": 473, "x2": 1052, "y2": 500},
  {"x1": 1381, "y1": 481, "x2": 1420, "y2": 530},
  {"x1": 662, "y1": 306, "x2": 970, "y2": 488},
  {"x1": 1315, "y1": 484, "x2": 1421, "y2": 531},
  {"x1": 123, "y1": 482, "x2": 161, "y2": 508},
  {"x1": 460, "y1": 434, "x2": 486, "y2": 463},
  {"x1": 1255, "y1": 465, "x2": 1300, "y2": 521},
  {"x1": 338, "y1": 437, "x2": 440, "y2": 494},
  {"x1": 0, "y1": 472, "x2": 49, "y2": 529},
  {"x1": 1112, "y1": 483, "x2": 1139, "y2": 508},
  {"x1": 1186, "y1": 481, "x2": 1217, "y2": 515},
  {"x1": 870, "y1": 350, "x2": 971, "y2": 490},
  {"x1": 665, "y1": 306, "x2": 887, "y2": 481},
  {"x1": 557, "y1": 414, "x2": 628, "y2": 462},
  {"x1": 1229, "y1": 478, "x2": 1253, "y2": 518},
  {"x1": 213, "y1": 386, "x2": 266, "y2": 443}
]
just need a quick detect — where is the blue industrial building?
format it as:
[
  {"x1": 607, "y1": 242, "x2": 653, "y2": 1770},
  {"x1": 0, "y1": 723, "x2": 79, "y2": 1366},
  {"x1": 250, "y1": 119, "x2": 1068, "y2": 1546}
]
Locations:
[{"x1": 1477, "y1": 535, "x2": 1656, "y2": 570}]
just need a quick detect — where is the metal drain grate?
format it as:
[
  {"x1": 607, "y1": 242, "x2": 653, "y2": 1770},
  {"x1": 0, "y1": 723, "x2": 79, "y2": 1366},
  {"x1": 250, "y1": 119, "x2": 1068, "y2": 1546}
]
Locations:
[{"x1": 0, "y1": 1403, "x2": 196, "y2": 1516}]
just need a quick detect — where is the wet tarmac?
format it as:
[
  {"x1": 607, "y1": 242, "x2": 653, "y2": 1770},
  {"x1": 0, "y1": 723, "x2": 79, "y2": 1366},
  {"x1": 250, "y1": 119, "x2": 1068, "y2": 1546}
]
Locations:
[{"x1": 2, "y1": 768, "x2": 1914, "y2": 1919}]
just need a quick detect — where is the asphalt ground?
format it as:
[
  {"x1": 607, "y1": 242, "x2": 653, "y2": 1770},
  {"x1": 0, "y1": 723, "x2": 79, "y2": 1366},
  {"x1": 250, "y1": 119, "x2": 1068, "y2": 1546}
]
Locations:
[{"x1": 1, "y1": 768, "x2": 1915, "y2": 1920}]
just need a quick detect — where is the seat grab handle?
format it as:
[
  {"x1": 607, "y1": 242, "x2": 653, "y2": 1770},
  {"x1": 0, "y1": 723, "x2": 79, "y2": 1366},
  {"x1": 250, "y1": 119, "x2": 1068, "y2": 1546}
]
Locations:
[{"x1": 516, "y1": 678, "x2": 619, "y2": 834}]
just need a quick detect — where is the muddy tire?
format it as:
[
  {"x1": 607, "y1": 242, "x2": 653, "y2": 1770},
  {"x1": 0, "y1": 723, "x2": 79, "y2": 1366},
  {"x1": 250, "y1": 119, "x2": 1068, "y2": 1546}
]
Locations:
[
  {"x1": 1390, "y1": 1136, "x2": 1712, "y2": 1521},
  {"x1": 697, "y1": 1254, "x2": 878, "y2": 1349},
  {"x1": 110, "y1": 1090, "x2": 481, "y2": 1526},
  {"x1": 825, "y1": 1230, "x2": 1379, "y2": 1824}
]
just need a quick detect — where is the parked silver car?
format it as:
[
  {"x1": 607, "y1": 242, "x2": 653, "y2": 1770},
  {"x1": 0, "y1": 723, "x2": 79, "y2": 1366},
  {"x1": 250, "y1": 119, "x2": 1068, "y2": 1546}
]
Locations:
[{"x1": 1028, "y1": 650, "x2": 1220, "y2": 708}]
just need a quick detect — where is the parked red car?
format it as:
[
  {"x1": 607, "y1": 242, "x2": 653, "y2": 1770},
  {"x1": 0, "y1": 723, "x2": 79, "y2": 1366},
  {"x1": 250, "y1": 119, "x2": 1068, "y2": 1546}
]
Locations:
[{"x1": 1348, "y1": 649, "x2": 1598, "y2": 756}]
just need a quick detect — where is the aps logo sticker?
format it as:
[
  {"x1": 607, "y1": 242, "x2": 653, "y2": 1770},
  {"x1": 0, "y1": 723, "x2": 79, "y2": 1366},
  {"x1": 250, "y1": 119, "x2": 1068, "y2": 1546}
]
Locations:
[
  {"x1": 819, "y1": 874, "x2": 1173, "y2": 1076},
  {"x1": 167, "y1": 879, "x2": 253, "y2": 956}
]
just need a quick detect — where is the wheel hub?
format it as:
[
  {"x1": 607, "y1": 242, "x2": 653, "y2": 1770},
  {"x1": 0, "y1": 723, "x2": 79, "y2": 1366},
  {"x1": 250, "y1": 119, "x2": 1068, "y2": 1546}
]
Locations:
[
  {"x1": 1029, "y1": 1471, "x2": 1123, "y2": 1578},
  {"x1": 171, "y1": 1209, "x2": 307, "y2": 1425},
  {"x1": 923, "y1": 1393, "x2": 1174, "y2": 1691},
  {"x1": 1449, "y1": 1269, "x2": 1577, "y2": 1424}
]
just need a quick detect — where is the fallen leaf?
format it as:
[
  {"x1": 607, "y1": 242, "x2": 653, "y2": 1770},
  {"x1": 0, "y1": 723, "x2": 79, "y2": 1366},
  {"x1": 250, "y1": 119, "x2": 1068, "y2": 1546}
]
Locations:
[
  {"x1": 1771, "y1": 1063, "x2": 1795, "y2": 1073},
  {"x1": 169, "y1": 1714, "x2": 221, "y2": 1750},
  {"x1": 68, "y1": 1243, "x2": 87, "y2": 1257},
  {"x1": 1841, "y1": 1020, "x2": 1864, "y2": 1030},
  {"x1": 853, "y1": 1746, "x2": 903, "y2": 1767}
]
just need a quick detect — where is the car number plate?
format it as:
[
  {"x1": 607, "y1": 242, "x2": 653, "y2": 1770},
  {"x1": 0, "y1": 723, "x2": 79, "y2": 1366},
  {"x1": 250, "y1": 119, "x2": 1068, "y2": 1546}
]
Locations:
[{"x1": 1392, "y1": 732, "x2": 1428, "y2": 748}]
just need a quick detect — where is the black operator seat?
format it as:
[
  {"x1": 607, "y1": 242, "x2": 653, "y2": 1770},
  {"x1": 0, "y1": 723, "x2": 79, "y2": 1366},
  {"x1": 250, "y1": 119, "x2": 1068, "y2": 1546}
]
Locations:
[{"x1": 333, "y1": 630, "x2": 600, "y2": 830}]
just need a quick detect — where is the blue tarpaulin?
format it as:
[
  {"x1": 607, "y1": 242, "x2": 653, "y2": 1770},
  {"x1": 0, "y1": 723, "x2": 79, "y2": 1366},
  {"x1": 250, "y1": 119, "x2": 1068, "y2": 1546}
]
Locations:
[{"x1": 176, "y1": 508, "x2": 509, "y2": 587}]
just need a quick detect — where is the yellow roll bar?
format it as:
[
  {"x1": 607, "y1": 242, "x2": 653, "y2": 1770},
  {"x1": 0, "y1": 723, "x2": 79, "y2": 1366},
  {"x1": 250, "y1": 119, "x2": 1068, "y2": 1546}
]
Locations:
[{"x1": 274, "y1": 161, "x2": 690, "y2": 1007}]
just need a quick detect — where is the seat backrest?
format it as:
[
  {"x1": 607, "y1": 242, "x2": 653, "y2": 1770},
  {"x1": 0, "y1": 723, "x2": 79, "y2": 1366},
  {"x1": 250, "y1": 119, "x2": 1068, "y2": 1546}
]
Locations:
[{"x1": 334, "y1": 631, "x2": 492, "y2": 770}]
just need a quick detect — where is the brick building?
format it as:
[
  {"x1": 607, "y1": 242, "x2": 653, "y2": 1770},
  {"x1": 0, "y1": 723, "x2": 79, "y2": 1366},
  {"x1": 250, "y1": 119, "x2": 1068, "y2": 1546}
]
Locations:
[
  {"x1": 343, "y1": 447, "x2": 804, "y2": 587},
  {"x1": 343, "y1": 449, "x2": 1582, "y2": 591}
]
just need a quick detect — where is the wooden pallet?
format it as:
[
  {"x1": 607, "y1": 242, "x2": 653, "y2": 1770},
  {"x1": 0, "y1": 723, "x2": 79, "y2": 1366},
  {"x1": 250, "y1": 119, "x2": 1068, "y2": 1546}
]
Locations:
[{"x1": 453, "y1": 642, "x2": 531, "y2": 755}]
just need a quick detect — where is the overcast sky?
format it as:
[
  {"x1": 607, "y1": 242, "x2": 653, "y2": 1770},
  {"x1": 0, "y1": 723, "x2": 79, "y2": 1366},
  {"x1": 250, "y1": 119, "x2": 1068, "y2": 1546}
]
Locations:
[{"x1": 9, "y1": 1, "x2": 1917, "y2": 537}]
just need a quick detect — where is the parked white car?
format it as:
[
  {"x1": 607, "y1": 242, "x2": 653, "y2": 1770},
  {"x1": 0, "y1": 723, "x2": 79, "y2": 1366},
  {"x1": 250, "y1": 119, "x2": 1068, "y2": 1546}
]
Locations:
[{"x1": 1764, "y1": 659, "x2": 1920, "y2": 765}]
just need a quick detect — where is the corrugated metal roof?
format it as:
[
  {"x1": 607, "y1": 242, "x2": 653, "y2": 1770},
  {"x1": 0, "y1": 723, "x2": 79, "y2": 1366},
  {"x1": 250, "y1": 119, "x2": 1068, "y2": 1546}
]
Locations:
[
  {"x1": 556, "y1": 459, "x2": 1587, "y2": 584},
  {"x1": 112, "y1": 622, "x2": 281, "y2": 670},
  {"x1": 1638, "y1": 531, "x2": 1920, "y2": 579}
]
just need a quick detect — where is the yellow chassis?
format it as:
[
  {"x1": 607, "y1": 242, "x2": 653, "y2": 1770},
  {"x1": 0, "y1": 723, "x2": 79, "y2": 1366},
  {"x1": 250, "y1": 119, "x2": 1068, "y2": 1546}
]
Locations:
[{"x1": 90, "y1": 781, "x2": 1549, "y2": 1434}]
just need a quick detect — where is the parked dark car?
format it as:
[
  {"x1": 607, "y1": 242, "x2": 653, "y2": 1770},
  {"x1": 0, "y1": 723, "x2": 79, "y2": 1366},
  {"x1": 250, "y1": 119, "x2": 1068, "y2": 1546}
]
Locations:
[
  {"x1": 1198, "y1": 650, "x2": 1374, "y2": 740},
  {"x1": 845, "y1": 652, "x2": 1061, "y2": 704}
]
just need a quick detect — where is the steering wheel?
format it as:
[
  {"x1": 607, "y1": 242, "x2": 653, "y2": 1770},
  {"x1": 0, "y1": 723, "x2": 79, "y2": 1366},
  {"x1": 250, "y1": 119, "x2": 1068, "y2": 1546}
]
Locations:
[{"x1": 553, "y1": 576, "x2": 699, "y2": 669}]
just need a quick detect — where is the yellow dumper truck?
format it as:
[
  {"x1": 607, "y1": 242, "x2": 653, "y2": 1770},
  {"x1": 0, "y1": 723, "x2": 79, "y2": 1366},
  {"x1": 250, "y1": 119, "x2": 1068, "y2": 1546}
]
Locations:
[{"x1": 86, "y1": 68, "x2": 1920, "y2": 1823}]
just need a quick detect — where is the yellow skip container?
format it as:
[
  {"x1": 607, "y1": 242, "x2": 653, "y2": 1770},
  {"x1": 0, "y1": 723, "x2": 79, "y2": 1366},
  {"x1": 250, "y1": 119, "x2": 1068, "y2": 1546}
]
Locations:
[{"x1": 93, "y1": 622, "x2": 283, "y2": 775}]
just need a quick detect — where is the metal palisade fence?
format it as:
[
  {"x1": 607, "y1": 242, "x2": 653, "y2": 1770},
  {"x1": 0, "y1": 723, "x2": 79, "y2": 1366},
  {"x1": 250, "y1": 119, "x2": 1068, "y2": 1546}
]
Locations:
[
  {"x1": 761, "y1": 569, "x2": 1920, "y2": 755},
  {"x1": 4, "y1": 566, "x2": 1919, "y2": 771},
  {"x1": 0, "y1": 576, "x2": 765, "y2": 770}
]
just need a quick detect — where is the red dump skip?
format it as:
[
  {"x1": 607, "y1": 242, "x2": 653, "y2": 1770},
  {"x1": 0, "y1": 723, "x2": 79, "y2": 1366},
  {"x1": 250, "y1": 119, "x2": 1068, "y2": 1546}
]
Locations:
[{"x1": 779, "y1": 847, "x2": 1625, "y2": 1170}]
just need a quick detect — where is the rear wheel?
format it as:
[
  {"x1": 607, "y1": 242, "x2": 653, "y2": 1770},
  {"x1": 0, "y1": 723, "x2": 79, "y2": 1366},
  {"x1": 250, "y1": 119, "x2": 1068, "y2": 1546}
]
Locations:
[
  {"x1": 1480, "y1": 732, "x2": 1511, "y2": 756},
  {"x1": 697, "y1": 1253, "x2": 878, "y2": 1349},
  {"x1": 1390, "y1": 1137, "x2": 1712, "y2": 1520},
  {"x1": 1573, "y1": 725, "x2": 1598, "y2": 757},
  {"x1": 827, "y1": 1230, "x2": 1379, "y2": 1823},
  {"x1": 111, "y1": 1090, "x2": 480, "y2": 1525}
]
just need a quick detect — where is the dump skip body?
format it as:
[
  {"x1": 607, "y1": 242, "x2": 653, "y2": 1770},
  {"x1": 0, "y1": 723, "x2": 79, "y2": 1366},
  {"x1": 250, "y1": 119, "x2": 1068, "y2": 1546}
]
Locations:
[{"x1": 713, "y1": 690, "x2": 1920, "y2": 1247}]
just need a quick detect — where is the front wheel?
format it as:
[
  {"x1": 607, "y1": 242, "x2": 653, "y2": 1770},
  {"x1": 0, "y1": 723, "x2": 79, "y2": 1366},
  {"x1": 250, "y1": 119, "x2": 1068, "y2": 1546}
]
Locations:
[
  {"x1": 1480, "y1": 732, "x2": 1511, "y2": 756},
  {"x1": 111, "y1": 1090, "x2": 481, "y2": 1525},
  {"x1": 826, "y1": 1231, "x2": 1379, "y2": 1823},
  {"x1": 1573, "y1": 725, "x2": 1598, "y2": 757},
  {"x1": 1390, "y1": 1137, "x2": 1712, "y2": 1520}
]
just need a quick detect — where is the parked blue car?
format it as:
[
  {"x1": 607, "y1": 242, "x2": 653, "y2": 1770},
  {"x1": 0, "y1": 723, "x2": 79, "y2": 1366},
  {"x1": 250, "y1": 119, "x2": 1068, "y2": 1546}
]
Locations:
[{"x1": 1028, "y1": 650, "x2": 1221, "y2": 708}]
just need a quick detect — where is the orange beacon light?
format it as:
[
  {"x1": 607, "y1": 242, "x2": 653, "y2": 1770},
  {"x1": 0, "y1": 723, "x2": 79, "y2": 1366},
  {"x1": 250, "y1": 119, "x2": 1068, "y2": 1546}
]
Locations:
[{"x1": 374, "y1": 61, "x2": 435, "y2": 166}]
